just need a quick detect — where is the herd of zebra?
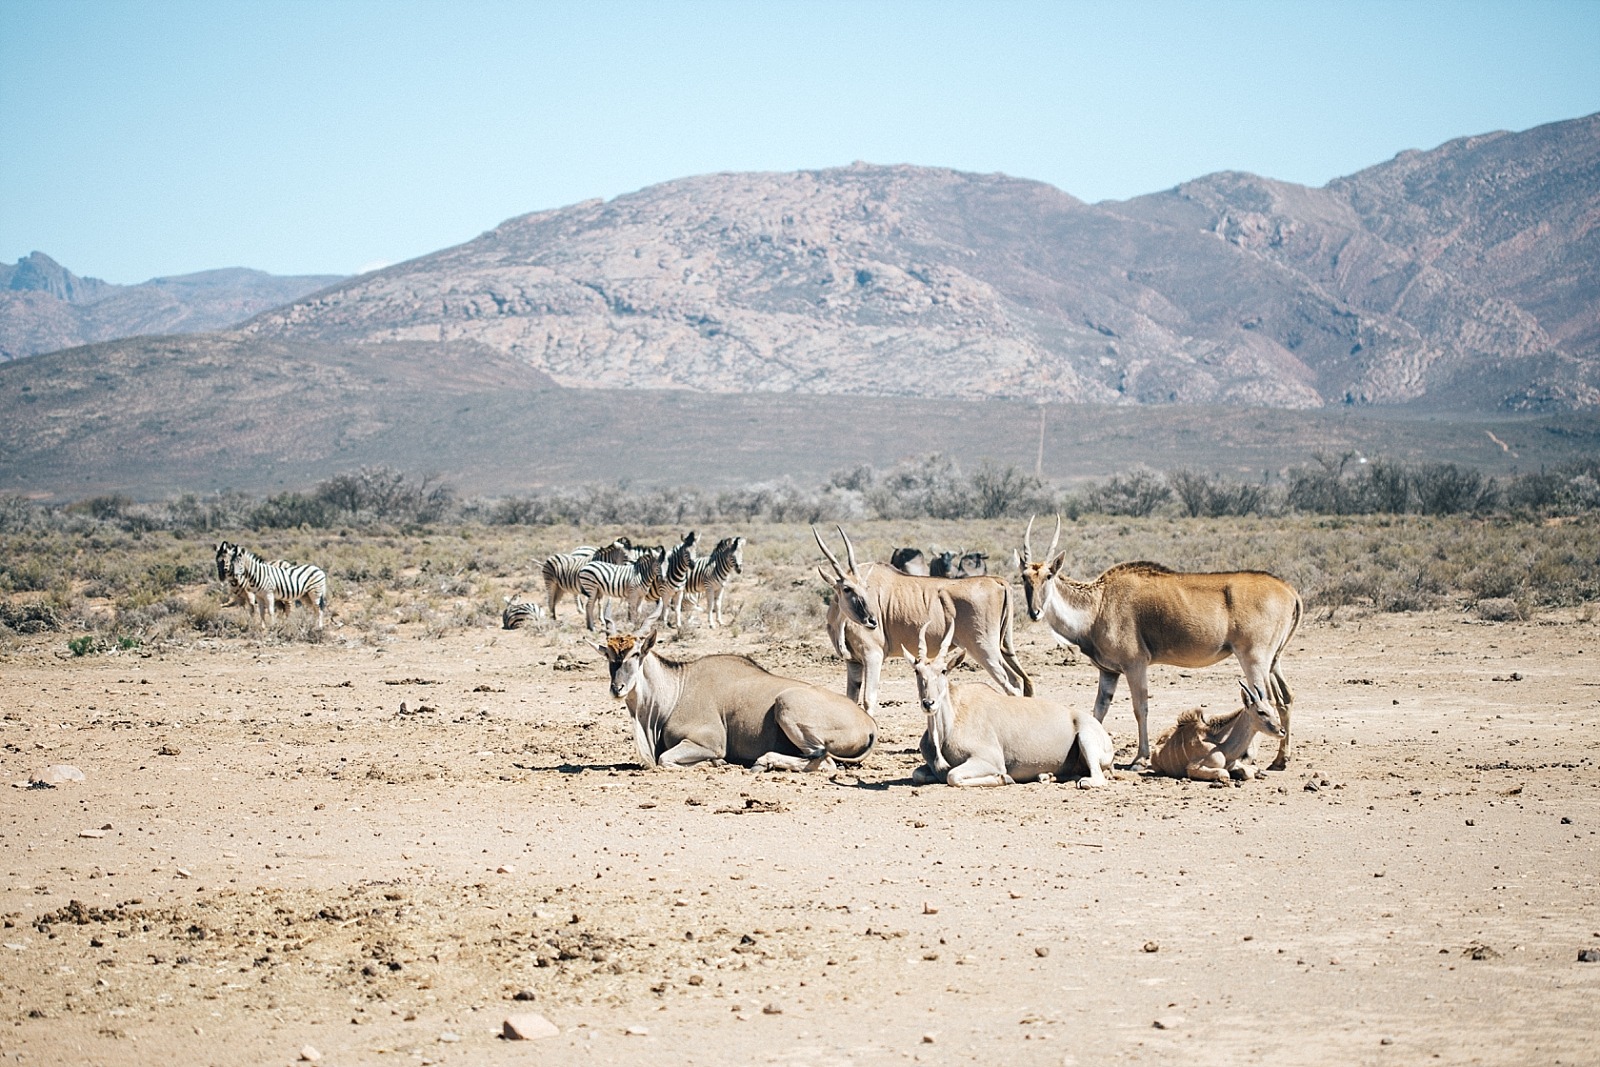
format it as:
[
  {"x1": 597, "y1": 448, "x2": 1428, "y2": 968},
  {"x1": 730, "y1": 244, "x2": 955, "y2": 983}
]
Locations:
[
  {"x1": 502, "y1": 532, "x2": 745, "y2": 632},
  {"x1": 213, "y1": 540, "x2": 329, "y2": 630}
]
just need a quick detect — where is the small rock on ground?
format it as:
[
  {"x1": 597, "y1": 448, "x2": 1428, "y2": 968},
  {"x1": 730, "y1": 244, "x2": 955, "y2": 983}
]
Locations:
[{"x1": 503, "y1": 1013, "x2": 560, "y2": 1041}]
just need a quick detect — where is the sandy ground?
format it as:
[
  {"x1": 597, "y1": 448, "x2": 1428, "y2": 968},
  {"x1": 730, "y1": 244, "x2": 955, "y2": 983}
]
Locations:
[{"x1": 1, "y1": 600, "x2": 1597, "y2": 1067}]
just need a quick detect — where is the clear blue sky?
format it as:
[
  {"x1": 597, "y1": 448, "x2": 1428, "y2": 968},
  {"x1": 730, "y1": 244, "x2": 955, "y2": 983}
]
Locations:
[{"x1": 3, "y1": 0, "x2": 1597, "y2": 284}]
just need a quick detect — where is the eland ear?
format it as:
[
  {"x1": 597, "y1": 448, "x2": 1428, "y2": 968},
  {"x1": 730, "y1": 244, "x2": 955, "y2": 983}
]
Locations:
[
  {"x1": 1045, "y1": 551, "x2": 1067, "y2": 577},
  {"x1": 591, "y1": 642, "x2": 608, "y2": 656},
  {"x1": 637, "y1": 629, "x2": 658, "y2": 656},
  {"x1": 946, "y1": 647, "x2": 968, "y2": 670}
]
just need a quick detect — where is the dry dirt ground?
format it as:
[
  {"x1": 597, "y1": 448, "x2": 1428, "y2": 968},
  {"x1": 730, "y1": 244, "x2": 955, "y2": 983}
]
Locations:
[{"x1": 1, "y1": 601, "x2": 1596, "y2": 1067}]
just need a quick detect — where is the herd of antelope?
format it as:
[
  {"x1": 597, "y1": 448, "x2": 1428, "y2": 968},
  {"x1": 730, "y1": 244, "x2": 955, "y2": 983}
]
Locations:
[
  {"x1": 589, "y1": 519, "x2": 1301, "y2": 787},
  {"x1": 215, "y1": 517, "x2": 1301, "y2": 786}
]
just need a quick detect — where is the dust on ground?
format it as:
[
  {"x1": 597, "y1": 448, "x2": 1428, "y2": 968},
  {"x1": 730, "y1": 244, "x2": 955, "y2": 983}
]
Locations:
[{"x1": 2, "y1": 604, "x2": 1596, "y2": 1066}]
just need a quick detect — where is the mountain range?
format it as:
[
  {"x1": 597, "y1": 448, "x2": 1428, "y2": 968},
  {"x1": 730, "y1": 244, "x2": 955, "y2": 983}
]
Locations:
[
  {"x1": 237, "y1": 112, "x2": 1600, "y2": 412},
  {"x1": 0, "y1": 252, "x2": 342, "y2": 361},
  {"x1": 2, "y1": 113, "x2": 1598, "y2": 499}
]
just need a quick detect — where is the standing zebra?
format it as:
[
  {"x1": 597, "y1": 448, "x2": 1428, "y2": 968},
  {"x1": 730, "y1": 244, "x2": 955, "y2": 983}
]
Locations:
[
  {"x1": 541, "y1": 545, "x2": 597, "y2": 621},
  {"x1": 577, "y1": 546, "x2": 667, "y2": 632},
  {"x1": 227, "y1": 544, "x2": 329, "y2": 629},
  {"x1": 215, "y1": 541, "x2": 293, "y2": 616},
  {"x1": 677, "y1": 535, "x2": 745, "y2": 628},
  {"x1": 662, "y1": 531, "x2": 699, "y2": 626}
]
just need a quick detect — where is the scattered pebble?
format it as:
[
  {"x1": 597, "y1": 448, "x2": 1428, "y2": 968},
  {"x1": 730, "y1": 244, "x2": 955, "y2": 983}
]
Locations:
[
  {"x1": 762, "y1": 1003, "x2": 783, "y2": 1015},
  {"x1": 512, "y1": 989, "x2": 536, "y2": 1001},
  {"x1": 1035, "y1": 946, "x2": 1050, "y2": 958},
  {"x1": 922, "y1": 1032, "x2": 937, "y2": 1044},
  {"x1": 496, "y1": 864, "x2": 515, "y2": 874},
  {"x1": 1577, "y1": 949, "x2": 1600, "y2": 963},
  {"x1": 1142, "y1": 941, "x2": 1160, "y2": 953},
  {"x1": 1153, "y1": 1016, "x2": 1184, "y2": 1030},
  {"x1": 922, "y1": 902, "x2": 939, "y2": 915},
  {"x1": 502, "y1": 1013, "x2": 559, "y2": 1041},
  {"x1": 624, "y1": 1025, "x2": 649, "y2": 1036},
  {"x1": 1380, "y1": 1037, "x2": 1394, "y2": 1046},
  {"x1": 438, "y1": 1030, "x2": 461, "y2": 1043},
  {"x1": 298, "y1": 1045, "x2": 322, "y2": 1062},
  {"x1": 30, "y1": 765, "x2": 85, "y2": 786},
  {"x1": 77, "y1": 829, "x2": 106, "y2": 839}
]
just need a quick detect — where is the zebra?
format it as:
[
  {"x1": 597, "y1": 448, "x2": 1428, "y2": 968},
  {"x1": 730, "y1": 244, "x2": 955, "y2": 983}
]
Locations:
[
  {"x1": 577, "y1": 546, "x2": 666, "y2": 632},
  {"x1": 227, "y1": 544, "x2": 329, "y2": 629},
  {"x1": 541, "y1": 545, "x2": 598, "y2": 621},
  {"x1": 677, "y1": 535, "x2": 745, "y2": 628},
  {"x1": 501, "y1": 595, "x2": 544, "y2": 630},
  {"x1": 662, "y1": 531, "x2": 699, "y2": 626},
  {"x1": 215, "y1": 540, "x2": 293, "y2": 616}
]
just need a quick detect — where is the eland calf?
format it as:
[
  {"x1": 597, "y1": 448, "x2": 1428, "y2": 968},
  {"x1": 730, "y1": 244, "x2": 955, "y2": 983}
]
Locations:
[
  {"x1": 595, "y1": 625, "x2": 877, "y2": 772},
  {"x1": 1018, "y1": 516, "x2": 1301, "y2": 769},
  {"x1": 1150, "y1": 682, "x2": 1283, "y2": 782},
  {"x1": 907, "y1": 613, "x2": 1113, "y2": 788}
]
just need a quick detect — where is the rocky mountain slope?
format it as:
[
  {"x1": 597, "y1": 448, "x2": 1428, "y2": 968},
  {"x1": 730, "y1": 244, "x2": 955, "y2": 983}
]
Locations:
[
  {"x1": 0, "y1": 252, "x2": 343, "y2": 360},
  {"x1": 242, "y1": 114, "x2": 1600, "y2": 411}
]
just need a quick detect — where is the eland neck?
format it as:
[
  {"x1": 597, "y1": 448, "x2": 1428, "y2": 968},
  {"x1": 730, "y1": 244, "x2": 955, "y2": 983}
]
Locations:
[
  {"x1": 1206, "y1": 709, "x2": 1262, "y2": 763},
  {"x1": 622, "y1": 653, "x2": 684, "y2": 767},
  {"x1": 1041, "y1": 574, "x2": 1101, "y2": 641}
]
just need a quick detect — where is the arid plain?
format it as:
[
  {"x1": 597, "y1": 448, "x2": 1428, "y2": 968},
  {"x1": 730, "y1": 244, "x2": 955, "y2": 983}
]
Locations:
[{"x1": 1, "y1": 534, "x2": 1596, "y2": 1067}]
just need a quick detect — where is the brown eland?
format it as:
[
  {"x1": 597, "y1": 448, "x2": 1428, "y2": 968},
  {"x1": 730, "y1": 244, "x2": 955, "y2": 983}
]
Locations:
[{"x1": 1017, "y1": 516, "x2": 1301, "y2": 769}]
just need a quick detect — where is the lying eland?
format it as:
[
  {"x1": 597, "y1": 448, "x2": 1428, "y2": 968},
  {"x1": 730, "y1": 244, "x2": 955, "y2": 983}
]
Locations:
[{"x1": 594, "y1": 623, "x2": 877, "y2": 772}]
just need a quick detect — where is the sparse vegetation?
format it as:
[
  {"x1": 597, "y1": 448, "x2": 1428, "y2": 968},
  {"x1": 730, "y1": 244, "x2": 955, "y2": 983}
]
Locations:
[{"x1": 1, "y1": 456, "x2": 1597, "y2": 653}]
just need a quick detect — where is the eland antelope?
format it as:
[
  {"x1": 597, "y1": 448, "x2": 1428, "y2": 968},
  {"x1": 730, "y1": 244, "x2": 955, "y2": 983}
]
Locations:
[
  {"x1": 1017, "y1": 516, "x2": 1301, "y2": 769},
  {"x1": 907, "y1": 611, "x2": 1114, "y2": 788},
  {"x1": 814, "y1": 526, "x2": 1032, "y2": 714},
  {"x1": 1150, "y1": 682, "x2": 1283, "y2": 782},
  {"x1": 594, "y1": 623, "x2": 877, "y2": 771}
]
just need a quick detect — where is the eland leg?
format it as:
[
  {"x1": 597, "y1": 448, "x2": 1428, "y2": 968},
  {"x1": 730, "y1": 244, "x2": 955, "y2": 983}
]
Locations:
[
  {"x1": 656, "y1": 738, "x2": 726, "y2": 768},
  {"x1": 945, "y1": 758, "x2": 1014, "y2": 788},
  {"x1": 1268, "y1": 665, "x2": 1294, "y2": 770},
  {"x1": 1124, "y1": 663, "x2": 1154, "y2": 767},
  {"x1": 1074, "y1": 718, "x2": 1116, "y2": 788}
]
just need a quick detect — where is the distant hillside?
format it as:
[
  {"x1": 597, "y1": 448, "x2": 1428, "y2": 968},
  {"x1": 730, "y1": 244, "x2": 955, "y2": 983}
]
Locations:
[
  {"x1": 0, "y1": 252, "x2": 344, "y2": 360},
  {"x1": 1, "y1": 332, "x2": 1595, "y2": 502},
  {"x1": 244, "y1": 114, "x2": 1600, "y2": 412}
]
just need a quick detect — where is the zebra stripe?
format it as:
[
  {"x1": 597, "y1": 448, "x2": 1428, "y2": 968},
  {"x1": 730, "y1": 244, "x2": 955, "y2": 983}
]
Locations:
[{"x1": 228, "y1": 544, "x2": 329, "y2": 630}]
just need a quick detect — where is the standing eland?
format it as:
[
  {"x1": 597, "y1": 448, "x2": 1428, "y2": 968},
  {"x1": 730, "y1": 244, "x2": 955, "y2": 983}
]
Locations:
[
  {"x1": 814, "y1": 526, "x2": 1032, "y2": 715},
  {"x1": 1016, "y1": 516, "x2": 1301, "y2": 769}
]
